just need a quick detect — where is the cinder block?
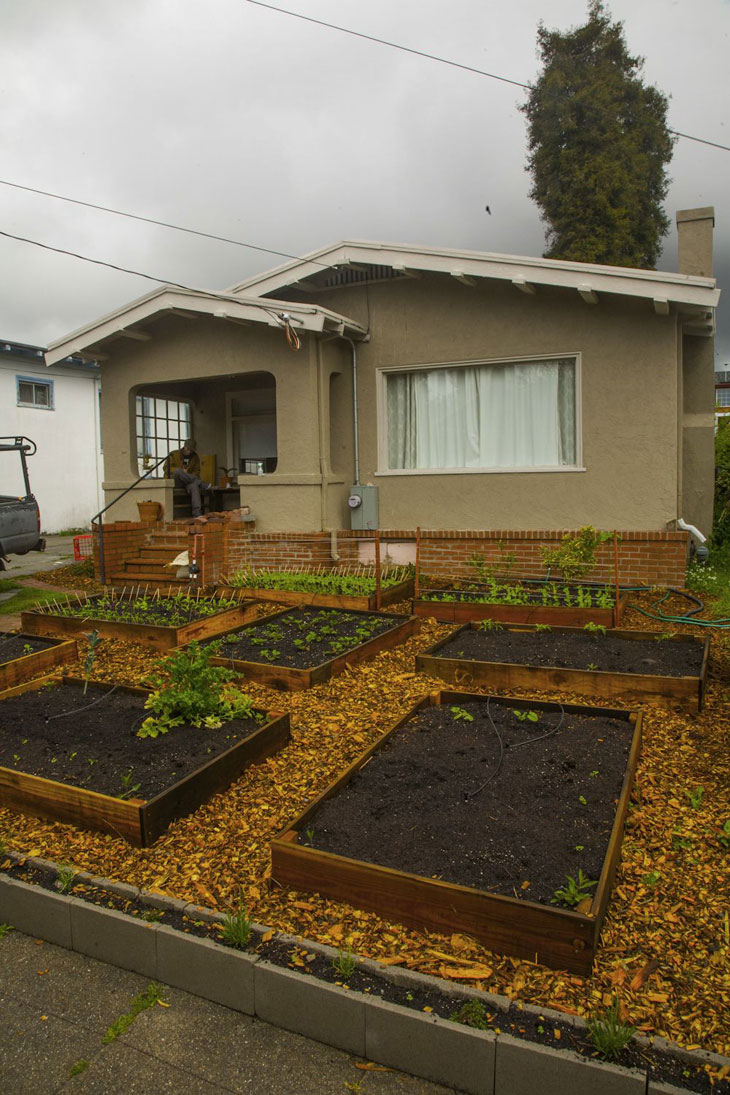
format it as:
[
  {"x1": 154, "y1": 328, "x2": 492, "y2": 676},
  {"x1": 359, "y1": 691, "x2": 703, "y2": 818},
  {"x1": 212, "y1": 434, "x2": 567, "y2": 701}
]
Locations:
[
  {"x1": 648, "y1": 1082, "x2": 697, "y2": 1095},
  {"x1": 0, "y1": 875, "x2": 72, "y2": 947},
  {"x1": 254, "y1": 960, "x2": 365, "y2": 1056},
  {"x1": 70, "y1": 900, "x2": 157, "y2": 976},
  {"x1": 366, "y1": 996, "x2": 495, "y2": 1095},
  {"x1": 156, "y1": 925, "x2": 257, "y2": 1013},
  {"x1": 495, "y1": 1033, "x2": 645, "y2": 1095}
]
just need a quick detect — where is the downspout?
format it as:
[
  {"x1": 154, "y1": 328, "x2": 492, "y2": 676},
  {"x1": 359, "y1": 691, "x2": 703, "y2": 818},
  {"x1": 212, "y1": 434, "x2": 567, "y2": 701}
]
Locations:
[
  {"x1": 677, "y1": 517, "x2": 709, "y2": 561},
  {"x1": 316, "y1": 338, "x2": 340, "y2": 562},
  {"x1": 343, "y1": 337, "x2": 361, "y2": 487}
]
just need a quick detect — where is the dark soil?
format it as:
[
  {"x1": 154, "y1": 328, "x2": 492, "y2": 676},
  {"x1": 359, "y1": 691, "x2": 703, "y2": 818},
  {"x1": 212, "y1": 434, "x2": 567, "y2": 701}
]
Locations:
[
  {"x1": 0, "y1": 633, "x2": 59, "y2": 663},
  {"x1": 1, "y1": 856, "x2": 719, "y2": 1094},
  {"x1": 210, "y1": 607, "x2": 401, "y2": 669},
  {"x1": 0, "y1": 681, "x2": 264, "y2": 800},
  {"x1": 308, "y1": 700, "x2": 634, "y2": 904},
  {"x1": 435, "y1": 627, "x2": 705, "y2": 677}
]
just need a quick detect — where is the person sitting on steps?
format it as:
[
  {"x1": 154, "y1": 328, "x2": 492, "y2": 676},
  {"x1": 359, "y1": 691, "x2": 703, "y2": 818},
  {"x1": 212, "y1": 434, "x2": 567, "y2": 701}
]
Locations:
[{"x1": 164, "y1": 438, "x2": 211, "y2": 522}]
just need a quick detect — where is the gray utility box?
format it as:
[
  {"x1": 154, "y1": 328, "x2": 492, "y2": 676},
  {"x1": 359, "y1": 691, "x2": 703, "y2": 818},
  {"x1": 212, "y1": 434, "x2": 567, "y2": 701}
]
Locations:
[{"x1": 347, "y1": 484, "x2": 379, "y2": 530}]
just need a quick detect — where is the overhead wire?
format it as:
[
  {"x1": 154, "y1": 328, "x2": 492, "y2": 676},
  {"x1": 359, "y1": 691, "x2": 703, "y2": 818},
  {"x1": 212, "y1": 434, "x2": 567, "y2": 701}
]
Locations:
[{"x1": 241, "y1": 0, "x2": 730, "y2": 153}]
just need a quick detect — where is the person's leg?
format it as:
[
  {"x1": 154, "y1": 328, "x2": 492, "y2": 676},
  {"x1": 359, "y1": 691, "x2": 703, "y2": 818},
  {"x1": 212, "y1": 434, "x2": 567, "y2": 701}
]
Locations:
[{"x1": 173, "y1": 469, "x2": 203, "y2": 516}]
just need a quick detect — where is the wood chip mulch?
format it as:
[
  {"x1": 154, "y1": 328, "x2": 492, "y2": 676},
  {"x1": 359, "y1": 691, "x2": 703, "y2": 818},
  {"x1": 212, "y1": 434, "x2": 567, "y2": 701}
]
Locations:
[{"x1": 1, "y1": 591, "x2": 728, "y2": 1065}]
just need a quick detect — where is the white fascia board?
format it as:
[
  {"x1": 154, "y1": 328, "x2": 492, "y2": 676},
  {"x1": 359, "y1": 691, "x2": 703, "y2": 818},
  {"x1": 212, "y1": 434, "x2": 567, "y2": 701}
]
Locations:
[
  {"x1": 230, "y1": 239, "x2": 719, "y2": 312},
  {"x1": 45, "y1": 288, "x2": 364, "y2": 366}
]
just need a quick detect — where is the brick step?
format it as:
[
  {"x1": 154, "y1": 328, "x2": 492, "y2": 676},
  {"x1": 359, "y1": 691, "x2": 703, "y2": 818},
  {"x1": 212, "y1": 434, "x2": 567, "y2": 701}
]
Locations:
[
  {"x1": 107, "y1": 567, "x2": 187, "y2": 582},
  {"x1": 137, "y1": 547, "x2": 186, "y2": 561},
  {"x1": 106, "y1": 576, "x2": 190, "y2": 591}
]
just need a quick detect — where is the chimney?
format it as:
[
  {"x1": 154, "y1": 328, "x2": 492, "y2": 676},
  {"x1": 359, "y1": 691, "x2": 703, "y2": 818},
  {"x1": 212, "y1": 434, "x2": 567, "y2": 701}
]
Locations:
[{"x1": 676, "y1": 207, "x2": 715, "y2": 277}]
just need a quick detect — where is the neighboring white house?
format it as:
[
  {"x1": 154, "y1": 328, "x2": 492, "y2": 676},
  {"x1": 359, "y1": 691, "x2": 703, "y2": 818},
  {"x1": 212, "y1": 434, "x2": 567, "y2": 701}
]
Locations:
[{"x1": 0, "y1": 340, "x2": 103, "y2": 532}]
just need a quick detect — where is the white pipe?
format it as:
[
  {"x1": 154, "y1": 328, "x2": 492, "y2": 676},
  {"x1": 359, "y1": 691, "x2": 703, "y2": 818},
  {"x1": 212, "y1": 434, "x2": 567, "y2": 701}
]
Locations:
[
  {"x1": 677, "y1": 518, "x2": 707, "y2": 544},
  {"x1": 330, "y1": 529, "x2": 340, "y2": 562}
]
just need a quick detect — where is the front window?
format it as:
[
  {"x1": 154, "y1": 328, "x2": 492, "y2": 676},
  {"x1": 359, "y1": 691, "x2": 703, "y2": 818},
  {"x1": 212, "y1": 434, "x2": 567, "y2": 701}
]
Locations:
[
  {"x1": 136, "y1": 395, "x2": 192, "y2": 476},
  {"x1": 384, "y1": 357, "x2": 577, "y2": 471}
]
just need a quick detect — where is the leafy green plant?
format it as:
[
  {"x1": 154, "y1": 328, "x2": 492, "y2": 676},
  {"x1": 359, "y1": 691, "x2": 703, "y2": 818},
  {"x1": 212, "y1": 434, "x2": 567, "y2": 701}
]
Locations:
[
  {"x1": 513, "y1": 709, "x2": 539, "y2": 723},
  {"x1": 0, "y1": 923, "x2": 13, "y2": 939},
  {"x1": 450, "y1": 706, "x2": 474, "y2": 722},
  {"x1": 219, "y1": 905, "x2": 252, "y2": 949},
  {"x1": 534, "y1": 623, "x2": 552, "y2": 633},
  {"x1": 225, "y1": 566, "x2": 411, "y2": 596},
  {"x1": 686, "y1": 786, "x2": 704, "y2": 810},
  {"x1": 584, "y1": 622, "x2": 607, "y2": 635},
  {"x1": 55, "y1": 864, "x2": 76, "y2": 893},
  {"x1": 719, "y1": 820, "x2": 730, "y2": 850},
  {"x1": 140, "y1": 908, "x2": 164, "y2": 922},
  {"x1": 118, "y1": 770, "x2": 142, "y2": 800},
  {"x1": 587, "y1": 662, "x2": 598, "y2": 671},
  {"x1": 540, "y1": 527, "x2": 613, "y2": 582},
  {"x1": 331, "y1": 947, "x2": 356, "y2": 980},
  {"x1": 69, "y1": 1059, "x2": 89, "y2": 1078},
  {"x1": 448, "y1": 999, "x2": 491, "y2": 1030},
  {"x1": 643, "y1": 870, "x2": 661, "y2": 886},
  {"x1": 578, "y1": 795, "x2": 588, "y2": 805},
  {"x1": 551, "y1": 869, "x2": 597, "y2": 907},
  {"x1": 587, "y1": 999, "x2": 636, "y2": 1060},
  {"x1": 138, "y1": 642, "x2": 260, "y2": 738},
  {"x1": 302, "y1": 827, "x2": 315, "y2": 846},
  {"x1": 479, "y1": 618, "x2": 503, "y2": 632},
  {"x1": 21, "y1": 643, "x2": 34, "y2": 655}
]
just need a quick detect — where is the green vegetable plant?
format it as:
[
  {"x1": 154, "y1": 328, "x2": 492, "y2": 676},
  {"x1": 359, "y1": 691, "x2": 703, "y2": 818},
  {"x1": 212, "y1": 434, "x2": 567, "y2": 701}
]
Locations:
[
  {"x1": 118, "y1": 769, "x2": 142, "y2": 800},
  {"x1": 138, "y1": 641, "x2": 260, "y2": 738},
  {"x1": 450, "y1": 706, "x2": 474, "y2": 722},
  {"x1": 587, "y1": 999, "x2": 636, "y2": 1060},
  {"x1": 21, "y1": 643, "x2": 34, "y2": 655},
  {"x1": 534, "y1": 623, "x2": 552, "y2": 633},
  {"x1": 331, "y1": 947, "x2": 356, "y2": 980},
  {"x1": 551, "y1": 869, "x2": 597, "y2": 907},
  {"x1": 55, "y1": 864, "x2": 76, "y2": 893},
  {"x1": 513, "y1": 709, "x2": 539, "y2": 723},
  {"x1": 219, "y1": 905, "x2": 253, "y2": 949},
  {"x1": 584, "y1": 622, "x2": 607, "y2": 635},
  {"x1": 448, "y1": 999, "x2": 491, "y2": 1030},
  {"x1": 479, "y1": 618, "x2": 503, "y2": 632},
  {"x1": 540, "y1": 526, "x2": 613, "y2": 582},
  {"x1": 587, "y1": 662, "x2": 598, "y2": 671}
]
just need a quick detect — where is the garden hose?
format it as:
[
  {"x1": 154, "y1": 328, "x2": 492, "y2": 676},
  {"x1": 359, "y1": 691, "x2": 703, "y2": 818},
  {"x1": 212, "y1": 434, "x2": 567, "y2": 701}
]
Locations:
[{"x1": 627, "y1": 588, "x2": 730, "y2": 629}]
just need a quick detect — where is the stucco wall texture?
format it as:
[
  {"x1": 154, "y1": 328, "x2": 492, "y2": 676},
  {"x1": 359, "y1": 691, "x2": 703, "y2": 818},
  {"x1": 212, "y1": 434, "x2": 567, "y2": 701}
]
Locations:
[{"x1": 98, "y1": 271, "x2": 708, "y2": 535}]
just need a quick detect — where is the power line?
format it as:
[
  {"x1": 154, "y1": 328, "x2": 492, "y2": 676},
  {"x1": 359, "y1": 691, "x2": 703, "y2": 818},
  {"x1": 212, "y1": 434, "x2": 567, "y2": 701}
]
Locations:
[
  {"x1": 242, "y1": 0, "x2": 730, "y2": 154},
  {"x1": 0, "y1": 228, "x2": 258, "y2": 297},
  {"x1": 0, "y1": 177, "x2": 332, "y2": 268}
]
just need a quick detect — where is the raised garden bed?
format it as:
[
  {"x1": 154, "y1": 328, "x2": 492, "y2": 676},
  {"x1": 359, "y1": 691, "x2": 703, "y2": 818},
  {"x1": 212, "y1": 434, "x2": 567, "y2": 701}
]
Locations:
[
  {"x1": 271, "y1": 689, "x2": 642, "y2": 975},
  {"x1": 20, "y1": 590, "x2": 259, "y2": 650},
  {"x1": 205, "y1": 606, "x2": 420, "y2": 691},
  {"x1": 217, "y1": 567, "x2": 415, "y2": 610},
  {"x1": 0, "y1": 632, "x2": 78, "y2": 692},
  {"x1": 0, "y1": 675, "x2": 289, "y2": 845},
  {"x1": 416, "y1": 623, "x2": 709, "y2": 712},
  {"x1": 413, "y1": 580, "x2": 628, "y2": 627}
]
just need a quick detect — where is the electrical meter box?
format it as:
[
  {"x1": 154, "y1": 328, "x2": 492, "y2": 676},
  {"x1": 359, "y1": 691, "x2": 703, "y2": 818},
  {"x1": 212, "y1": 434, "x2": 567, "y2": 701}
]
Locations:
[{"x1": 347, "y1": 484, "x2": 379, "y2": 530}]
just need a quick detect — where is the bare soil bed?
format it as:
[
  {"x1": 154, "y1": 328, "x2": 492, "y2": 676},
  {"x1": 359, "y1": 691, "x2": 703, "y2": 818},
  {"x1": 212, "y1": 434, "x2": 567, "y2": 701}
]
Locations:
[
  {"x1": 0, "y1": 680, "x2": 265, "y2": 800},
  {"x1": 307, "y1": 699, "x2": 633, "y2": 904},
  {"x1": 0, "y1": 634, "x2": 59, "y2": 662},
  {"x1": 436, "y1": 627, "x2": 705, "y2": 677}
]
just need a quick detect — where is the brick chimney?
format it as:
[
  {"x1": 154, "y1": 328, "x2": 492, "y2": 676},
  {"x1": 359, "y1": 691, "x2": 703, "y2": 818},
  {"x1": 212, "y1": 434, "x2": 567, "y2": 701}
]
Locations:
[{"x1": 676, "y1": 207, "x2": 715, "y2": 277}]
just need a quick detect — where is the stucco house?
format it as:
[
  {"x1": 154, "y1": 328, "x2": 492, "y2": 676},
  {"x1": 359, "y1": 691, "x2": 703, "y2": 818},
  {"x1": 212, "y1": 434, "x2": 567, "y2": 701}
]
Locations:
[
  {"x1": 0, "y1": 340, "x2": 102, "y2": 532},
  {"x1": 43, "y1": 207, "x2": 718, "y2": 583}
]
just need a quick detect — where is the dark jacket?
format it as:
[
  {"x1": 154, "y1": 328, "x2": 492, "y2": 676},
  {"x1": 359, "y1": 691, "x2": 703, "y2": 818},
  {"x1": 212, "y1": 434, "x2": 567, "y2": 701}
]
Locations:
[{"x1": 164, "y1": 448, "x2": 201, "y2": 478}]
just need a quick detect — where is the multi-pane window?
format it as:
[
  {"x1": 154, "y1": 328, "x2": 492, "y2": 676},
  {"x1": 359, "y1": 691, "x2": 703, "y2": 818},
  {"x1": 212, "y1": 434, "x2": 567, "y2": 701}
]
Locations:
[
  {"x1": 716, "y1": 387, "x2": 730, "y2": 408},
  {"x1": 135, "y1": 395, "x2": 192, "y2": 476},
  {"x1": 17, "y1": 376, "x2": 53, "y2": 409},
  {"x1": 384, "y1": 357, "x2": 578, "y2": 471}
]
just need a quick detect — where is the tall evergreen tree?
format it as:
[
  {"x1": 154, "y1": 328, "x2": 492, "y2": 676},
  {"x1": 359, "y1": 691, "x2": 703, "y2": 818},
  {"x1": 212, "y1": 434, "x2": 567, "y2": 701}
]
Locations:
[{"x1": 522, "y1": 1, "x2": 674, "y2": 269}]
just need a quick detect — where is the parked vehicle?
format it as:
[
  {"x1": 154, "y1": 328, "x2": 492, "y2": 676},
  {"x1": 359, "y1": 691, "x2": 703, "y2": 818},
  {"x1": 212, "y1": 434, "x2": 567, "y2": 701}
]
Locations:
[{"x1": 0, "y1": 436, "x2": 45, "y2": 569}]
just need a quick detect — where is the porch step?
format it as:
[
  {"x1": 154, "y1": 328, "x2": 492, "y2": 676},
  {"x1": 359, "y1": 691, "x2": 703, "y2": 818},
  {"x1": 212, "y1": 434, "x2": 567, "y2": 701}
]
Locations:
[
  {"x1": 106, "y1": 570, "x2": 189, "y2": 585},
  {"x1": 137, "y1": 546, "x2": 188, "y2": 561}
]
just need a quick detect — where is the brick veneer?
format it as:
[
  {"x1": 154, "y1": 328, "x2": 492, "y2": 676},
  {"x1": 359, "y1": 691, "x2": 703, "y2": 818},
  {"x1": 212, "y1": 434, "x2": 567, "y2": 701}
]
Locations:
[{"x1": 94, "y1": 518, "x2": 690, "y2": 588}]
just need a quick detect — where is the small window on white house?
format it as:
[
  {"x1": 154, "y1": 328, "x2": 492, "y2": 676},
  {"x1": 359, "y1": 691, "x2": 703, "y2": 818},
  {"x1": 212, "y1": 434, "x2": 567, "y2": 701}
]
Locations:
[
  {"x1": 716, "y1": 388, "x2": 730, "y2": 408},
  {"x1": 384, "y1": 357, "x2": 577, "y2": 471},
  {"x1": 17, "y1": 376, "x2": 54, "y2": 409}
]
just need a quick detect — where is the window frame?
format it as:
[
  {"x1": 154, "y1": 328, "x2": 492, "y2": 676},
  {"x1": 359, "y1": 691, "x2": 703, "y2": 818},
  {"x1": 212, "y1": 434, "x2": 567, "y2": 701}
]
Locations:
[
  {"x1": 16, "y1": 375, "x2": 54, "y2": 410},
  {"x1": 135, "y1": 394, "x2": 193, "y2": 477},
  {"x1": 376, "y1": 352, "x2": 583, "y2": 475}
]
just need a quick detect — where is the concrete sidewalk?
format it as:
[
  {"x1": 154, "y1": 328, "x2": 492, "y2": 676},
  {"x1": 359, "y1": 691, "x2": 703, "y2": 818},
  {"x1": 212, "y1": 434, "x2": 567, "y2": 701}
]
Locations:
[
  {"x1": 0, "y1": 930, "x2": 456, "y2": 1095},
  {"x1": 2, "y1": 534, "x2": 80, "y2": 580}
]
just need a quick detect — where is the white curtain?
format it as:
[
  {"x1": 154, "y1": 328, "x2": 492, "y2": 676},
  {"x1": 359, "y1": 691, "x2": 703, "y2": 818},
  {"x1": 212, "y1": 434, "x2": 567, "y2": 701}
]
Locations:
[{"x1": 387, "y1": 359, "x2": 576, "y2": 469}]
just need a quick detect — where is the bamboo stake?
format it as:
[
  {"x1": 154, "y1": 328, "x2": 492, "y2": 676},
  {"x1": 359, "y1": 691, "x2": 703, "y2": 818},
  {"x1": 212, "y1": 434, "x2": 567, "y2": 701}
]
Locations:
[
  {"x1": 375, "y1": 530, "x2": 382, "y2": 610},
  {"x1": 415, "y1": 526, "x2": 421, "y2": 600}
]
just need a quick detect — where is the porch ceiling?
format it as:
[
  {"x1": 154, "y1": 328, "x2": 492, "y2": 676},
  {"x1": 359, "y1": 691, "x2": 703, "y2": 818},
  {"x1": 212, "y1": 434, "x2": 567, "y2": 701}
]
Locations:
[{"x1": 44, "y1": 287, "x2": 367, "y2": 365}]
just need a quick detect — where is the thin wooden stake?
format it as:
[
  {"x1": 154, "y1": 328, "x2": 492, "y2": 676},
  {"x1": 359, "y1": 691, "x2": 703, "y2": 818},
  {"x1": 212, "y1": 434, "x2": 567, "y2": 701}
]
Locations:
[
  {"x1": 415, "y1": 526, "x2": 421, "y2": 600},
  {"x1": 375, "y1": 530, "x2": 382, "y2": 610},
  {"x1": 613, "y1": 530, "x2": 620, "y2": 626}
]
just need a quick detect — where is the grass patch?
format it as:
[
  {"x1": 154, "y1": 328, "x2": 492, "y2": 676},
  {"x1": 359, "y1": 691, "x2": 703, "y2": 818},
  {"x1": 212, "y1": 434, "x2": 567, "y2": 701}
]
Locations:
[
  {"x1": 101, "y1": 983, "x2": 163, "y2": 1044},
  {"x1": 68, "y1": 1059, "x2": 89, "y2": 1078},
  {"x1": 0, "y1": 580, "x2": 69, "y2": 617}
]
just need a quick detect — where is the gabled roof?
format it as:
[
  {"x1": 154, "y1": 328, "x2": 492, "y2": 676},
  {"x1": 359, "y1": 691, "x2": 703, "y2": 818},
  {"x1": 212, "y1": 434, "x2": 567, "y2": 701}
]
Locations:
[
  {"x1": 228, "y1": 239, "x2": 720, "y2": 331},
  {"x1": 44, "y1": 285, "x2": 367, "y2": 366}
]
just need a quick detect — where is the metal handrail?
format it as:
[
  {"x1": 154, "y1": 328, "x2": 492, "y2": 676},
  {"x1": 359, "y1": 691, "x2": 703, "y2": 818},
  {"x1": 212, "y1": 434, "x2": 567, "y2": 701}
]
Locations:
[{"x1": 92, "y1": 455, "x2": 168, "y2": 583}]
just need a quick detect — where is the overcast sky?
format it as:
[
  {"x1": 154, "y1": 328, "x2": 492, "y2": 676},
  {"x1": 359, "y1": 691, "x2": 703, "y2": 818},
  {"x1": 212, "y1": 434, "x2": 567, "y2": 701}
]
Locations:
[{"x1": 1, "y1": 0, "x2": 728, "y2": 362}]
